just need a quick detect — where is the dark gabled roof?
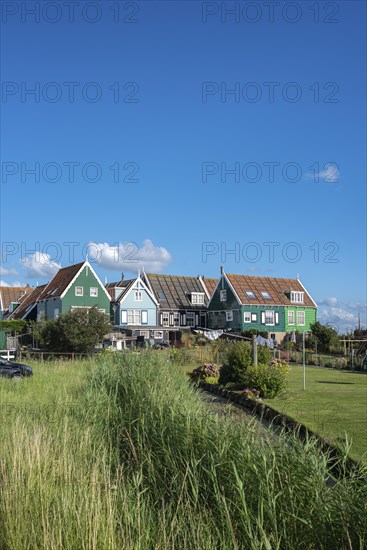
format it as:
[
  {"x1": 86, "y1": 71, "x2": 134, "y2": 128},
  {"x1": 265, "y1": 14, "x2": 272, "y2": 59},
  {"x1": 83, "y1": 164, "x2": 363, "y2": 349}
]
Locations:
[
  {"x1": 38, "y1": 262, "x2": 85, "y2": 301},
  {"x1": 225, "y1": 274, "x2": 316, "y2": 308},
  {"x1": 144, "y1": 274, "x2": 209, "y2": 310},
  {"x1": 10, "y1": 285, "x2": 47, "y2": 319},
  {"x1": 0, "y1": 285, "x2": 32, "y2": 311},
  {"x1": 107, "y1": 279, "x2": 136, "y2": 302},
  {"x1": 201, "y1": 277, "x2": 218, "y2": 298}
]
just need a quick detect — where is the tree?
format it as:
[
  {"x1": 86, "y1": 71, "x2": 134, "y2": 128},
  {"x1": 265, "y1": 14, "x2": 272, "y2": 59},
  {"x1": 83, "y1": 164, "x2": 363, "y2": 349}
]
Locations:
[
  {"x1": 38, "y1": 307, "x2": 111, "y2": 353},
  {"x1": 0, "y1": 319, "x2": 27, "y2": 333},
  {"x1": 310, "y1": 322, "x2": 340, "y2": 353}
]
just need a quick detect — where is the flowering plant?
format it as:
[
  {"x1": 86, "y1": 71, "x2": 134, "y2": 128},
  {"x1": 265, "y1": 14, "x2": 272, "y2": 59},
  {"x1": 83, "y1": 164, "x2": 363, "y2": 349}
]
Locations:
[
  {"x1": 188, "y1": 363, "x2": 219, "y2": 382},
  {"x1": 270, "y1": 358, "x2": 291, "y2": 374},
  {"x1": 241, "y1": 388, "x2": 260, "y2": 399}
]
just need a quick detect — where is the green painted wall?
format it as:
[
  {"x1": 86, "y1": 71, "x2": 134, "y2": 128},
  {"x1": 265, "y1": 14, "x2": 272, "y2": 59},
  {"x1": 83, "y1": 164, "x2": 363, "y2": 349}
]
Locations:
[
  {"x1": 208, "y1": 275, "x2": 317, "y2": 334},
  {"x1": 240, "y1": 305, "x2": 285, "y2": 332},
  {"x1": 0, "y1": 330, "x2": 7, "y2": 348},
  {"x1": 61, "y1": 265, "x2": 110, "y2": 314},
  {"x1": 209, "y1": 277, "x2": 239, "y2": 311},
  {"x1": 284, "y1": 306, "x2": 317, "y2": 332}
]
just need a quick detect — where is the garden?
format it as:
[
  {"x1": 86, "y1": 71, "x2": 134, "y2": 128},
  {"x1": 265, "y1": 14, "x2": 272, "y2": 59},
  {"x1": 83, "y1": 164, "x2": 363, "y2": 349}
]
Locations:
[
  {"x1": 185, "y1": 340, "x2": 367, "y2": 463},
  {"x1": 1, "y1": 352, "x2": 366, "y2": 549}
]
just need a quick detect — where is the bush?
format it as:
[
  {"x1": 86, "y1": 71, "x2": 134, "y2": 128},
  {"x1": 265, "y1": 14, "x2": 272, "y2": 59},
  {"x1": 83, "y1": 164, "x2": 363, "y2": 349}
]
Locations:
[
  {"x1": 243, "y1": 358, "x2": 291, "y2": 399},
  {"x1": 218, "y1": 341, "x2": 273, "y2": 386},
  {"x1": 188, "y1": 363, "x2": 219, "y2": 382},
  {"x1": 334, "y1": 358, "x2": 348, "y2": 370}
]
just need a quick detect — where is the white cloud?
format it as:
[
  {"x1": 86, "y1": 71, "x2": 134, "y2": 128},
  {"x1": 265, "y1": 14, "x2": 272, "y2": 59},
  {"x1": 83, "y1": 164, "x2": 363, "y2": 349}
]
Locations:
[
  {"x1": 20, "y1": 253, "x2": 61, "y2": 278},
  {"x1": 306, "y1": 163, "x2": 339, "y2": 183},
  {"x1": 318, "y1": 297, "x2": 338, "y2": 307},
  {"x1": 318, "y1": 306, "x2": 360, "y2": 333},
  {"x1": 0, "y1": 280, "x2": 26, "y2": 287},
  {"x1": 87, "y1": 239, "x2": 172, "y2": 274},
  {"x1": 345, "y1": 301, "x2": 367, "y2": 311},
  {"x1": 0, "y1": 266, "x2": 18, "y2": 276}
]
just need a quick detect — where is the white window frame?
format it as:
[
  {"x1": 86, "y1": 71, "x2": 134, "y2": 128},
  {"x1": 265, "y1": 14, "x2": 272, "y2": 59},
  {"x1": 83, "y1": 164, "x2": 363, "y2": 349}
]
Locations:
[
  {"x1": 186, "y1": 312, "x2": 195, "y2": 327},
  {"x1": 140, "y1": 330, "x2": 150, "y2": 338},
  {"x1": 75, "y1": 286, "x2": 83, "y2": 296},
  {"x1": 134, "y1": 290, "x2": 142, "y2": 302},
  {"x1": 291, "y1": 291, "x2": 304, "y2": 304},
  {"x1": 226, "y1": 310, "x2": 233, "y2": 321},
  {"x1": 154, "y1": 330, "x2": 163, "y2": 339},
  {"x1": 173, "y1": 312, "x2": 180, "y2": 326},
  {"x1": 220, "y1": 289, "x2": 227, "y2": 302},
  {"x1": 127, "y1": 310, "x2": 141, "y2": 325},
  {"x1": 251, "y1": 313, "x2": 257, "y2": 322},
  {"x1": 288, "y1": 310, "x2": 295, "y2": 325},
  {"x1": 265, "y1": 310, "x2": 275, "y2": 326},
  {"x1": 90, "y1": 287, "x2": 98, "y2": 297},
  {"x1": 243, "y1": 311, "x2": 251, "y2": 323},
  {"x1": 297, "y1": 310, "x2": 305, "y2": 326},
  {"x1": 162, "y1": 312, "x2": 169, "y2": 327},
  {"x1": 191, "y1": 292, "x2": 204, "y2": 305}
]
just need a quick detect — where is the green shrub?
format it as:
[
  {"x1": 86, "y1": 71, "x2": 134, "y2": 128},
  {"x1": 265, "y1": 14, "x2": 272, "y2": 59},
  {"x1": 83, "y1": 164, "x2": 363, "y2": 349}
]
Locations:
[
  {"x1": 243, "y1": 358, "x2": 291, "y2": 398},
  {"x1": 218, "y1": 341, "x2": 273, "y2": 386}
]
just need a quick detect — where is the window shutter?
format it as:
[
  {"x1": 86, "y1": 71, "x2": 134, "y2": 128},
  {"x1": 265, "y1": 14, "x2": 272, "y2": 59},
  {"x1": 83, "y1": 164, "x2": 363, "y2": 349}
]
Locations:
[
  {"x1": 182, "y1": 314, "x2": 186, "y2": 325},
  {"x1": 195, "y1": 314, "x2": 199, "y2": 326},
  {"x1": 261, "y1": 312, "x2": 265, "y2": 324},
  {"x1": 121, "y1": 310, "x2": 127, "y2": 324},
  {"x1": 275, "y1": 312, "x2": 279, "y2": 324},
  {"x1": 160, "y1": 313, "x2": 163, "y2": 325},
  {"x1": 142, "y1": 311, "x2": 148, "y2": 324}
]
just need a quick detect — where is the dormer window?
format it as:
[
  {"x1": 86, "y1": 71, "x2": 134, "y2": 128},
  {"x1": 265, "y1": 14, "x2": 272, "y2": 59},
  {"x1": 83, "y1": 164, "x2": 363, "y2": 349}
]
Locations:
[
  {"x1": 245, "y1": 290, "x2": 256, "y2": 299},
  {"x1": 191, "y1": 292, "x2": 204, "y2": 305},
  {"x1": 260, "y1": 291, "x2": 272, "y2": 300},
  {"x1": 291, "y1": 291, "x2": 304, "y2": 303}
]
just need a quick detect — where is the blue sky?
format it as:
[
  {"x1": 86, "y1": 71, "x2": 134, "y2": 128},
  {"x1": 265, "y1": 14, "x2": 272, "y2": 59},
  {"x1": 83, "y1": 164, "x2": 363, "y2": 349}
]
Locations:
[{"x1": 1, "y1": 0, "x2": 366, "y2": 331}]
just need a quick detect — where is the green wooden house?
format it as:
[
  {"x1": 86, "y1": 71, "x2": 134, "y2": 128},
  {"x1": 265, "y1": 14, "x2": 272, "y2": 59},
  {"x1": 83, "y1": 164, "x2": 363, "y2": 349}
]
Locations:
[
  {"x1": 36, "y1": 261, "x2": 111, "y2": 321},
  {"x1": 207, "y1": 268, "x2": 317, "y2": 342}
]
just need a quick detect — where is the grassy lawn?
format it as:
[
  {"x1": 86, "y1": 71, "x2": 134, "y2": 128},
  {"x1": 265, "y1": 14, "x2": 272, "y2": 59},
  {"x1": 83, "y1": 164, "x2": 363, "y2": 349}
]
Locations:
[
  {"x1": 264, "y1": 365, "x2": 367, "y2": 462},
  {"x1": 1, "y1": 354, "x2": 366, "y2": 548}
]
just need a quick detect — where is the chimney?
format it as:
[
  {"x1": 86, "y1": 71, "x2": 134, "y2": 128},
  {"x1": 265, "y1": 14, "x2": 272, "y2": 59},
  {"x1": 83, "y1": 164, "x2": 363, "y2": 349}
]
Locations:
[{"x1": 121, "y1": 273, "x2": 124, "y2": 284}]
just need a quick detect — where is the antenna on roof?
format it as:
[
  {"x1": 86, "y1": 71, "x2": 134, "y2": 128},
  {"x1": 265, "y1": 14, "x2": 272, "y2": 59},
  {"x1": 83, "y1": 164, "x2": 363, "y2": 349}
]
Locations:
[
  {"x1": 297, "y1": 273, "x2": 300, "y2": 279},
  {"x1": 85, "y1": 252, "x2": 89, "y2": 263}
]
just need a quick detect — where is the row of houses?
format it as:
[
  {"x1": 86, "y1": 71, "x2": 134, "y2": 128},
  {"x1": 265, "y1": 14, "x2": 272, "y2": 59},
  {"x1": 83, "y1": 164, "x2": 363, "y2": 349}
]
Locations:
[{"x1": 0, "y1": 261, "x2": 317, "y2": 345}]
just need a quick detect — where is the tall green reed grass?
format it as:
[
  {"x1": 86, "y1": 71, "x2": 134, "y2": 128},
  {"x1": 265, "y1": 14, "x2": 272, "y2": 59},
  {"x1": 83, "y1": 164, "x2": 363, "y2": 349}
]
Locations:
[{"x1": 1, "y1": 353, "x2": 366, "y2": 549}]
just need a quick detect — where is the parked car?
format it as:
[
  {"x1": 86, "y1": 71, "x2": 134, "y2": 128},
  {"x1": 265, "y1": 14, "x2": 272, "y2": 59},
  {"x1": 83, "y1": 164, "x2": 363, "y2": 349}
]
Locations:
[{"x1": 0, "y1": 359, "x2": 33, "y2": 379}]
